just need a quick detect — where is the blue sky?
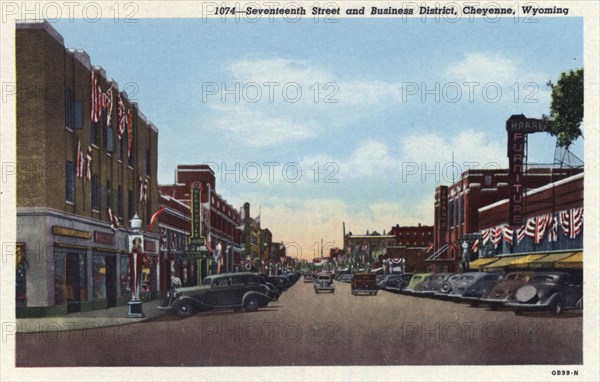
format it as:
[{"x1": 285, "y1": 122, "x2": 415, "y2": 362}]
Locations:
[{"x1": 54, "y1": 17, "x2": 584, "y2": 259}]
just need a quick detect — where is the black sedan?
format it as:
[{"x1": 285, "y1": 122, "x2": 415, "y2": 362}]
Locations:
[
  {"x1": 157, "y1": 272, "x2": 273, "y2": 318},
  {"x1": 505, "y1": 271, "x2": 583, "y2": 315}
]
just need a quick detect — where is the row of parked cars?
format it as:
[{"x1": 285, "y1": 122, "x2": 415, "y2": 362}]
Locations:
[
  {"x1": 376, "y1": 270, "x2": 583, "y2": 315},
  {"x1": 157, "y1": 271, "x2": 301, "y2": 318}
]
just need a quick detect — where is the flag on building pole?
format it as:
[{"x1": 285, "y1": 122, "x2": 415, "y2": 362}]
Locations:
[
  {"x1": 76, "y1": 139, "x2": 83, "y2": 178},
  {"x1": 107, "y1": 208, "x2": 119, "y2": 231},
  {"x1": 85, "y1": 146, "x2": 92, "y2": 180},
  {"x1": 126, "y1": 107, "x2": 133, "y2": 157},
  {"x1": 146, "y1": 205, "x2": 165, "y2": 231}
]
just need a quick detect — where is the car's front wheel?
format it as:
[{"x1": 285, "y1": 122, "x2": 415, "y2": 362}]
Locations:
[
  {"x1": 244, "y1": 296, "x2": 259, "y2": 312},
  {"x1": 551, "y1": 298, "x2": 563, "y2": 315},
  {"x1": 174, "y1": 300, "x2": 194, "y2": 318}
]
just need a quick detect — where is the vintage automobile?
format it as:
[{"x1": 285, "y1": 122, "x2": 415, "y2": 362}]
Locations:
[
  {"x1": 338, "y1": 273, "x2": 354, "y2": 283},
  {"x1": 157, "y1": 272, "x2": 273, "y2": 318},
  {"x1": 505, "y1": 271, "x2": 583, "y2": 315},
  {"x1": 433, "y1": 273, "x2": 462, "y2": 298},
  {"x1": 447, "y1": 272, "x2": 503, "y2": 301},
  {"x1": 304, "y1": 273, "x2": 315, "y2": 283},
  {"x1": 480, "y1": 271, "x2": 534, "y2": 310},
  {"x1": 458, "y1": 272, "x2": 505, "y2": 306},
  {"x1": 266, "y1": 275, "x2": 291, "y2": 292},
  {"x1": 412, "y1": 273, "x2": 454, "y2": 296},
  {"x1": 402, "y1": 273, "x2": 431, "y2": 295},
  {"x1": 351, "y1": 273, "x2": 378, "y2": 295},
  {"x1": 314, "y1": 273, "x2": 335, "y2": 293},
  {"x1": 377, "y1": 274, "x2": 404, "y2": 292}
]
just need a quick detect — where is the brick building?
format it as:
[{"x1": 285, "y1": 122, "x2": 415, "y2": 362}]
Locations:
[
  {"x1": 389, "y1": 223, "x2": 433, "y2": 247},
  {"x1": 477, "y1": 172, "x2": 583, "y2": 258},
  {"x1": 15, "y1": 21, "x2": 159, "y2": 316},
  {"x1": 159, "y1": 165, "x2": 243, "y2": 278},
  {"x1": 427, "y1": 167, "x2": 582, "y2": 272}
]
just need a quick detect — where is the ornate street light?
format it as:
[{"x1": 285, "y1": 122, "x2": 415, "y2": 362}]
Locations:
[{"x1": 127, "y1": 213, "x2": 144, "y2": 318}]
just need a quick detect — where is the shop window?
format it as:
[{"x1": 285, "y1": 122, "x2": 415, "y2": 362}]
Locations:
[
  {"x1": 65, "y1": 161, "x2": 75, "y2": 203},
  {"x1": 15, "y1": 244, "x2": 26, "y2": 308},
  {"x1": 120, "y1": 255, "x2": 131, "y2": 298},
  {"x1": 54, "y1": 250, "x2": 87, "y2": 306},
  {"x1": 92, "y1": 255, "x2": 106, "y2": 300}
]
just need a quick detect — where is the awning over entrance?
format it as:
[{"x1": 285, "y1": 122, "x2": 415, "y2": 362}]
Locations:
[
  {"x1": 555, "y1": 251, "x2": 583, "y2": 269},
  {"x1": 483, "y1": 256, "x2": 519, "y2": 270},
  {"x1": 527, "y1": 252, "x2": 576, "y2": 268},
  {"x1": 508, "y1": 254, "x2": 547, "y2": 268},
  {"x1": 468, "y1": 257, "x2": 499, "y2": 270}
]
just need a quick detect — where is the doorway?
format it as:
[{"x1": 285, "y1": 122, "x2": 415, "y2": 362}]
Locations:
[
  {"x1": 66, "y1": 253, "x2": 82, "y2": 313},
  {"x1": 105, "y1": 256, "x2": 117, "y2": 308}
]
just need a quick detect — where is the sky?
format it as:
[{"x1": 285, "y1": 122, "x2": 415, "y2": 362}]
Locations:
[{"x1": 53, "y1": 16, "x2": 584, "y2": 260}]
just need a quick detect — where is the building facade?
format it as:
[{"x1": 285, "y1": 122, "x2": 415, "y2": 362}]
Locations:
[
  {"x1": 159, "y1": 164, "x2": 243, "y2": 279},
  {"x1": 16, "y1": 21, "x2": 159, "y2": 316},
  {"x1": 389, "y1": 223, "x2": 433, "y2": 247},
  {"x1": 428, "y1": 168, "x2": 583, "y2": 272}
]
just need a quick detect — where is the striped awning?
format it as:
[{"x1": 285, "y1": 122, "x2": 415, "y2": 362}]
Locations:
[
  {"x1": 468, "y1": 257, "x2": 499, "y2": 270},
  {"x1": 555, "y1": 251, "x2": 583, "y2": 269},
  {"x1": 528, "y1": 252, "x2": 576, "y2": 268},
  {"x1": 508, "y1": 254, "x2": 547, "y2": 268},
  {"x1": 483, "y1": 256, "x2": 519, "y2": 270}
]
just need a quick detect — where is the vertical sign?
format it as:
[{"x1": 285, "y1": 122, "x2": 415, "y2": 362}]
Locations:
[
  {"x1": 190, "y1": 184, "x2": 201, "y2": 243},
  {"x1": 438, "y1": 186, "x2": 448, "y2": 246},
  {"x1": 506, "y1": 115, "x2": 549, "y2": 226}
]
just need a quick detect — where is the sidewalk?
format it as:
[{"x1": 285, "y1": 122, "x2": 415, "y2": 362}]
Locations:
[{"x1": 16, "y1": 300, "x2": 167, "y2": 333}]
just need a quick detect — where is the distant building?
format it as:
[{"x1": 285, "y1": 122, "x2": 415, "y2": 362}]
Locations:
[{"x1": 389, "y1": 223, "x2": 433, "y2": 247}]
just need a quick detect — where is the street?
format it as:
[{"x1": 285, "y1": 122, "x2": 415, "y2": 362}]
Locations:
[{"x1": 15, "y1": 280, "x2": 582, "y2": 367}]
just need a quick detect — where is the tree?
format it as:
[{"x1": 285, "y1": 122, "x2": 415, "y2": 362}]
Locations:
[{"x1": 546, "y1": 68, "x2": 584, "y2": 148}]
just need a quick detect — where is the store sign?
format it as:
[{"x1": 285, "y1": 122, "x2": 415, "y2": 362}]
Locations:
[
  {"x1": 505, "y1": 115, "x2": 548, "y2": 226},
  {"x1": 94, "y1": 231, "x2": 114, "y2": 245},
  {"x1": 144, "y1": 239, "x2": 157, "y2": 253},
  {"x1": 190, "y1": 184, "x2": 201, "y2": 243},
  {"x1": 438, "y1": 186, "x2": 448, "y2": 233},
  {"x1": 52, "y1": 226, "x2": 91, "y2": 239}
]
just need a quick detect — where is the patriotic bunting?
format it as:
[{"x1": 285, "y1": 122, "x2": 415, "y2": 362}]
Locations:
[
  {"x1": 126, "y1": 107, "x2": 133, "y2": 157},
  {"x1": 490, "y1": 226, "x2": 503, "y2": 248},
  {"x1": 502, "y1": 225, "x2": 514, "y2": 245},
  {"x1": 559, "y1": 208, "x2": 583, "y2": 239},
  {"x1": 85, "y1": 146, "x2": 92, "y2": 180},
  {"x1": 481, "y1": 228, "x2": 490, "y2": 246},
  {"x1": 139, "y1": 177, "x2": 148, "y2": 202},
  {"x1": 159, "y1": 228, "x2": 168, "y2": 251},
  {"x1": 90, "y1": 71, "x2": 114, "y2": 126}
]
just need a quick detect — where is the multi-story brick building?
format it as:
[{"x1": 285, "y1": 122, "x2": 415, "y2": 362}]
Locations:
[
  {"x1": 428, "y1": 167, "x2": 582, "y2": 272},
  {"x1": 159, "y1": 164, "x2": 243, "y2": 278},
  {"x1": 389, "y1": 223, "x2": 433, "y2": 247},
  {"x1": 15, "y1": 21, "x2": 159, "y2": 316}
]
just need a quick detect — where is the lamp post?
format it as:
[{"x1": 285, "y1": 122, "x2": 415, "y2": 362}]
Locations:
[{"x1": 127, "y1": 213, "x2": 144, "y2": 318}]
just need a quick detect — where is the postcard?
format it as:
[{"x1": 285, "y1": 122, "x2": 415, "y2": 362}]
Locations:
[{"x1": 1, "y1": 1, "x2": 598, "y2": 381}]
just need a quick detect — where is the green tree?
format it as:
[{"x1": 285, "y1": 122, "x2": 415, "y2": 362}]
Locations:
[{"x1": 546, "y1": 68, "x2": 584, "y2": 148}]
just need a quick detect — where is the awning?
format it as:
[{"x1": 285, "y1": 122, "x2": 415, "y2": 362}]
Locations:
[
  {"x1": 483, "y1": 256, "x2": 519, "y2": 270},
  {"x1": 555, "y1": 251, "x2": 583, "y2": 269},
  {"x1": 468, "y1": 257, "x2": 499, "y2": 270},
  {"x1": 527, "y1": 252, "x2": 576, "y2": 268},
  {"x1": 508, "y1": 254, "x2": 547, "y2": 268}
]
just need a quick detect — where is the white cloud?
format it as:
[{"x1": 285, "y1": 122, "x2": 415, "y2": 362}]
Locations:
[
  {"x1": 401, "y1": 129, "x2": 507, "y2": 174},
  {"x1": 346, "y1": 139, "x2": 395, "y2": 177}
]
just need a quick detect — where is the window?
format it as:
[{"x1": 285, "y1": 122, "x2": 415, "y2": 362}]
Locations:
[
  {"x1": 106, "y1": 180, "x2": 112, "y2": 210},
  {"x1": 119, "y1": 255, "x2": 130, "y2": 297},
  {"x1": 91, "y1": 120, "x2": 100, "y2": 146},
  {"x1": 65, "y1": 161, "x2": 75, "y2": 202},
  {"x1": 64, "y1": 87, "x2": 72, "y2": 129},
  {"x1": 128, "y1": 190, "x2": 134, "y2": 220},
  {"x1": 145, "y1": 148, "x2": 151, "y2": 176},
  {"x1": 92, "y1": 254, "x2": 106, "y2": 299},
  {"x1": 117, "y1": 185, "x2": 122, "y2": 216},
  {"x1": 105, "y1": 127, "x2": 113, "y2": 154},
  {"x1": 91, "y1": 174, "x2": 100, "y2": 211}
]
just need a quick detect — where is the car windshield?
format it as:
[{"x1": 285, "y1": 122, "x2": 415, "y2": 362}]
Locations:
[
  {"x1": 533, "y1": 275, "x2": 556, "y2": 282},
  {"x1": 461, "y1": 275, "x2": 475, "y2": 280}
]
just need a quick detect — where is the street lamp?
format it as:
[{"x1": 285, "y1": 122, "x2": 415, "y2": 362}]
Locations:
[{"x1": 127, "y1": 213, "x2": 144, "y2": 318}]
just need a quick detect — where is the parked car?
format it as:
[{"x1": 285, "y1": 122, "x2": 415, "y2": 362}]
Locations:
[
  {"x1": 266, "y1": 275, "x2": 291, "y2": 292},
  {"x1": 314, "y1": 273, "x2": 335, "y2": 293},
  {"x1": 480, "y1": 271, "x2": 534, "y2": 310},
  {"x1": 157, "y1": 272, "x2": 273, "y2": 318},
  {"x1": 434, "y1": 274, "x2": 462, "y2": 298},
  {"x1": 375, "y1": 274, "x2": 386, "y2": 285},
  {"x1": 402, "y1": 273, "x2": 431, "y2": 295},
  {"x1": 304, "y1": 273, "x2": 315, "y2": 283},
  {"x1": 412, "y1": 273, "x2": 454, "y2": 296},
  {"x1": 338, "y1": 273, "x2": 354, "y2": 283},
  {"x1": 377, "y1": 274, "x2": 404, "y2": 292},
  {"x1": 458, "y1": 272, "x2": 505, "y2": 306},
  {"x1": 351, "y1": 273, "x2": 378, "y2": 295},
  {"x1": 447, "y1": 272, "x2": 503, "y2": 301},
  {"x1": 505, "y1": 271, "x2": 583, "y2": 315}
]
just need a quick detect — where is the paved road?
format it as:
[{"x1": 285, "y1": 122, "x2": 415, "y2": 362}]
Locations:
[{"x1": 16, "y1": 280, "x2": 582, "y2": 366}]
